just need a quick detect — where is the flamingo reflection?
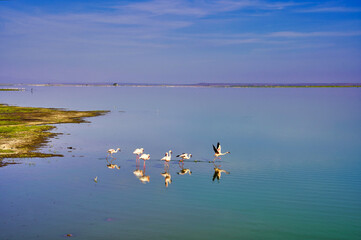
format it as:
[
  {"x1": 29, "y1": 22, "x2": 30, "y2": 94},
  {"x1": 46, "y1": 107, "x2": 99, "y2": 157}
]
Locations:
[
  {"x1": 177, "y1": 168, "x2": 192, "y2": 175},
  {"x1": 212, "y1": 165, "x2": 230, "y2": 181},
  {"x1": 161, "y1": 171, "x2": 172, "y2": 187},
  {"x1": 106, "y1": 157, "x2": 120, "y2": 170}
]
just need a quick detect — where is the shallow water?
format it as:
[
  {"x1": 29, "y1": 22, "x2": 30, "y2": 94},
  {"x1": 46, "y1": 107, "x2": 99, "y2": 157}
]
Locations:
[{"x1": 1, "y1": 86, "x2": 361, "y2": 240}]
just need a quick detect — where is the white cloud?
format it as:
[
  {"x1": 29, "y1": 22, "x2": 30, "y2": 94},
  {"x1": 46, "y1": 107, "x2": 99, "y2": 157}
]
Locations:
[{"x1": 299, "y1": 7, "x2": 361, "y2": 13}]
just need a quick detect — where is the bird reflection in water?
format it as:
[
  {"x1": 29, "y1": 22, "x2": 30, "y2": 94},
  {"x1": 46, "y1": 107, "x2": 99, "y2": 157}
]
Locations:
[
  {"x1": 161, "y1": 171, "x2": 172, "y2": 187},
  {"x1": 177, "y1": 168, "x2": 192, "y2": 175},
  {"x1": 133, "y1": 153, "x2": 150, "y2": 183},
  {"x1": 106, "y1": 157, "x2": 120, "y2": 170},
  {"x1": 139, "y1": 175, "x2": 150, "y2": 183},
  {"x1": 212, "y1": 164, "x2": 230, "y2": 182},
  {"x1": 177, "y1": 158, "x2": 192, "y2": 176}
]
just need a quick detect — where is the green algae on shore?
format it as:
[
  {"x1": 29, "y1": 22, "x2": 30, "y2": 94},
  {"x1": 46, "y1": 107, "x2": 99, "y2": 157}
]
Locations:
[
  {"x1": 0, "y1": 88, "x2": 24, "y2": 91},
  {"x1": 0, "y1": 104, "x2": 109, "y2": 162}
]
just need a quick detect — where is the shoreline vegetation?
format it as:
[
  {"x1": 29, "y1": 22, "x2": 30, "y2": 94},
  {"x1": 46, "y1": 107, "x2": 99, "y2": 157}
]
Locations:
[
  {"x1": 1, "y1": 83, "x2": 361, "y2": 88},
  {"x1": 0, "y1": 104, "x2": 108, "y2": 167}
]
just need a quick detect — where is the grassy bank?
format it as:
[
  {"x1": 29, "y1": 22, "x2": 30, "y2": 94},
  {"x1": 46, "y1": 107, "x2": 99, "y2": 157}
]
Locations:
[{"x1": 0, "y1": 104, "x2": 108, "y2": 164}]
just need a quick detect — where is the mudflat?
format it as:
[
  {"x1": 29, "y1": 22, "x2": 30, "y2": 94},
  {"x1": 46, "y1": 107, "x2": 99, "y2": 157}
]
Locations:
[{"x1": 0, "y1": 104, "x2": 108, "y2": 162}]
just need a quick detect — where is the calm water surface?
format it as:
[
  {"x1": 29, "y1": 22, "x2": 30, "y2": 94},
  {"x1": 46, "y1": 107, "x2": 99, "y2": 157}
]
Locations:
[{"x1": 1, "y1": 86, "x2": 360, "y2": 240}]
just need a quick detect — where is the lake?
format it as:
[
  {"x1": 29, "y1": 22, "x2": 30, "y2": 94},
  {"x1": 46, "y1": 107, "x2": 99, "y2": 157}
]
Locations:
[{"x1": 1, "y1": 86, "x2": 360, "y2": 240}]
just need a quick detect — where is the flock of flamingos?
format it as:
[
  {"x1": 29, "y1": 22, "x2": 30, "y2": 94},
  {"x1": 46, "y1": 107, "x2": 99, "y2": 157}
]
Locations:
[{"x1": 97, "y1": 142, "x2": 231, "y2": 187}]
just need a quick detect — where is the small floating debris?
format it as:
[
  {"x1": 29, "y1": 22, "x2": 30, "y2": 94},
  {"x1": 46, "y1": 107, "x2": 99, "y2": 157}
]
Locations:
[
  {"x1": 94, "y1": 176, "x2": 98, "y2": 183},
  {"x1": 65, "y1": 233, "x2": 73, "y2": 237}
]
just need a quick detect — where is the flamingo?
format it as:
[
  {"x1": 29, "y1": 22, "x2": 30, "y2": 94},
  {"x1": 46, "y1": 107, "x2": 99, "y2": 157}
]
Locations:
[
  {"x1": 107, "y1": 148, "x2": 121, "y2": 157},
  {"x1": 176, "y1": 153, "x2": 192, "y2": 161},
  {"x1": 161, "y1": 150, "x2": 172, "y2": 169},
  {"x1": 212, "y1": 142, "x2": 230, "y2": 162},
  {"x1": 139, "y1": 153, "x2": 150, "y2": 170},
  {"x1": 133, "y1": 148, "x2": 144, "y2": 166}
]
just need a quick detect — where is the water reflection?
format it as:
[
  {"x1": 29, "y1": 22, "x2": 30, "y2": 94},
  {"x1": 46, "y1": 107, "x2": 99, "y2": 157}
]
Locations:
[
  {"x1": 139, "y1": 175, "x2": 150, "y2": 183},
  {"x1": 212, "y1": 164, "x2": 230, "y2": 182},
  {"x1": 177, "y1": 168, "x2": 192, "y2": 175},
  {"x1": 106, "y1": 157, "x2": 120, "y2": 169},
  {"x1": 177, "y1": 159, "x2": 192, "y2": 176},
  {"x1": 132, "y1": 153, "x2": 150, "y2": 183},
  {"x1": 161, "y1": 171, "x2": 172, "y2": 188}
]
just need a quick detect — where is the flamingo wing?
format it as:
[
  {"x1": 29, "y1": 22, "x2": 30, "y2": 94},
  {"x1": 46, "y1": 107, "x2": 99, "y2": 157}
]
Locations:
[
  {"x1": 217, "y1": 142, "x2": 221, "y2": 153},
  {"x1": 213, "y1": 145, "x2": 219, "y2": 154}
]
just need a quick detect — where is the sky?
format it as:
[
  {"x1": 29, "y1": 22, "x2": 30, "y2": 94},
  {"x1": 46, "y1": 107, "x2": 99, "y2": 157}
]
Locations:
[{"x1": 0, "y1": 0, "x2": 360, "y2": 84}]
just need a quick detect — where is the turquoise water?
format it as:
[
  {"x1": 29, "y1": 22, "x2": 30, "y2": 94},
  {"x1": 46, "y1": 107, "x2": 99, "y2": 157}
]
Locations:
[{"x1": 1, "y1": 86, "x2": 360, "y2": 240}]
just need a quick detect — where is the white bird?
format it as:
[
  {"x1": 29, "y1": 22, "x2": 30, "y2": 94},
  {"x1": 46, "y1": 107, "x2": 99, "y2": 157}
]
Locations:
[
  {"x1": 212, "y1": 142, "x2": 230, "y2": 161},
  {"x1": 161, "y1": 150, "x2": 172, "y2": 162},
  {"x1": 133, "y1": 148, "x2": 144, "y2": 156},
  {"x1": 133, "y1": 148, "x2": 144, "y2": 166},
  {"x1": 107, "y1": 148, "x2": 121, "y2": 157},
  {"x1": 176, "y1": 153, "x2": 192, "y2": 161},
  {"x1": 94, "y1": 176, "x2": 98, "y2": 183},
  {"x1": 139, "y1": 153, "x2": 150, "y2": 161}
]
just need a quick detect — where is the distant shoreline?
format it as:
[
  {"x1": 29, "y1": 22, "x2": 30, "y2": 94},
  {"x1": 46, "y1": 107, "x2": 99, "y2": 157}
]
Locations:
[{"x1": 1, "y1": 83, "x2": 361, "y2": 88}]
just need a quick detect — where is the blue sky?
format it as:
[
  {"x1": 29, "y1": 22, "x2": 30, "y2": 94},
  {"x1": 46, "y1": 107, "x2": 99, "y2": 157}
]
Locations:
[{"x1": 0, "y1": 0, "x2": 360, "y2": 83}]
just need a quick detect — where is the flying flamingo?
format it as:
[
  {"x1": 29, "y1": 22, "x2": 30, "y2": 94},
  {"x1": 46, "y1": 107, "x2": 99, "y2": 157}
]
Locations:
[
  {"x1": 133, "y1": 148, "x2": 144, "y2": 166},
  {"x1": 107, "y1": 148, "x2": 121, "y2": 157},
  {"x1": 212, "y1": 142, "x2": 230, "y2": 162}
]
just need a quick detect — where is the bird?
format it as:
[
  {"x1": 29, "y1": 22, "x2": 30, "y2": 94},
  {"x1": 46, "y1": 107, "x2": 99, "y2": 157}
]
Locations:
[
  {"x1": 177, "y1": 168, "x2": 192, "y2": 175},
  {"x1": 133, "y1": 148, "x2": 144, "y2": 157},
  {"x1": 212, "y1": 167, "x2": 230, "y2": 181},
  {"x1": 94, "y1": 176, "x2": 98, "y2": 183},
  {"x1": 139, "y1": 153, "x2": 150, "y2": 169},
  {"x1": 139, "y1": 153, "x2": 150, "y2": 161},
  {"x1": 176, "y1": 153, "x2": 192, "y2": 161},
  {"x1": 212, "y1": 142, "x2": 230, "y2": 162},
  {"x1": 133, "y1": 148, "x2": 144, "y2": 166},
  {"x1": 161, "y1": 150, "x2": 172, "y2": 162},
  {"x1": 107, "y1": 148, "x2": 121, "y2": 157}
]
